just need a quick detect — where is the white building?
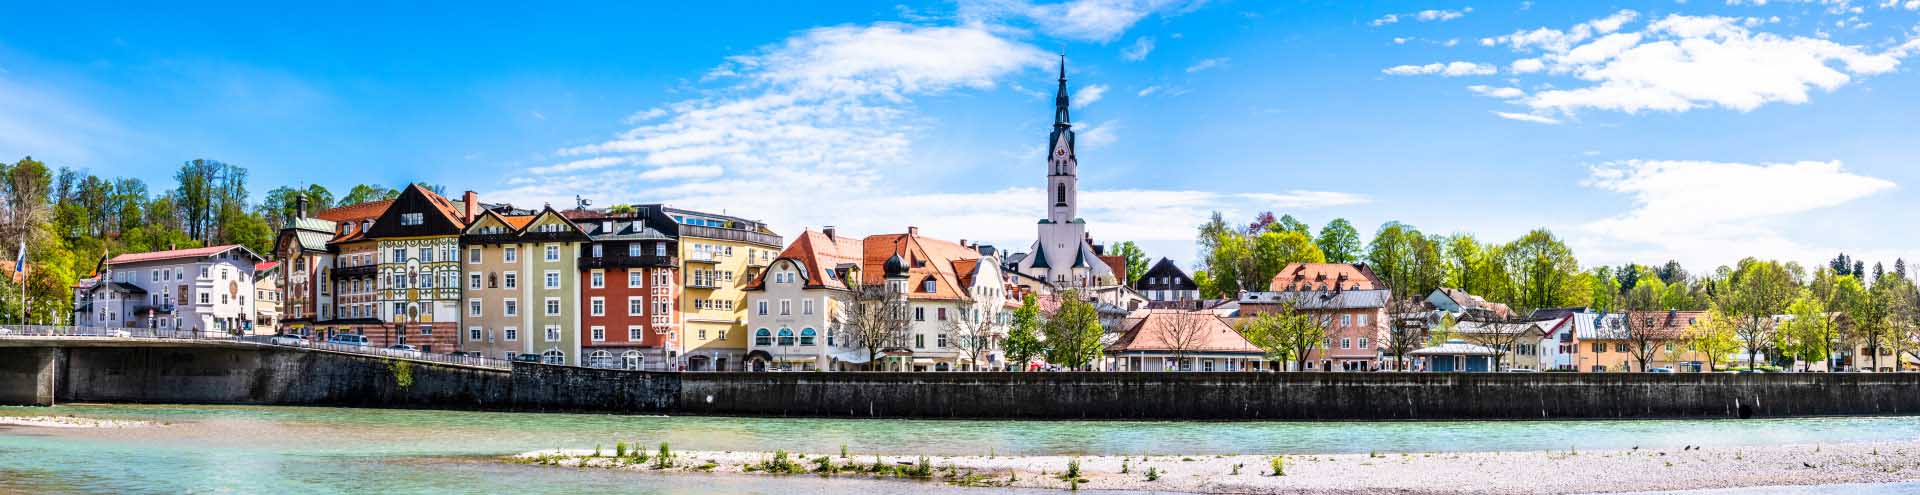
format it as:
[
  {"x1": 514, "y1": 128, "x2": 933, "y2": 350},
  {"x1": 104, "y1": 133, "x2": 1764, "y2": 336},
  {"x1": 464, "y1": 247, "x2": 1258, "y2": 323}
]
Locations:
[
  {"x1": 1012, "y1": 59, "x2": 1117, "y2": 290},
  {"x1": 74, "y1": 245, "x2": 265, "y2": 333}
]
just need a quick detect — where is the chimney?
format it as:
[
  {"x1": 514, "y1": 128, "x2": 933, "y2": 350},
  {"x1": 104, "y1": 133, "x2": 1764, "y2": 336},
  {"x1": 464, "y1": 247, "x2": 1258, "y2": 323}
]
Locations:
[
  {"x1": 907, "y1": 226, "x2": 918, "y2": 237},
  {"x1": 462, "y1": 190, "x2": 479, "y2": 223},
  {"x1": 823, "y1": 226, "x2": 836, "y2": 240},
  {"x1": 295, "y1": 195, "x2": 308, "y2": 219},
  {"x1": 959, "y1": 239, "x2": 967, "y2": 248}
]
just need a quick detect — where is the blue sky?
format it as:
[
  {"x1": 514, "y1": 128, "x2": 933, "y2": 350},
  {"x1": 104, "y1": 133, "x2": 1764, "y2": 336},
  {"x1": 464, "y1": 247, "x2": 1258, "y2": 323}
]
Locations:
[{"x1": 4, "y1": 1, "x2": 1919, "y2": 271}]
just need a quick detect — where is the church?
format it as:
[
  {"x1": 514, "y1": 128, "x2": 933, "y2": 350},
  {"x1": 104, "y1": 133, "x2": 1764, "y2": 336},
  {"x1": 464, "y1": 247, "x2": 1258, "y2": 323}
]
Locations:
[{"x1": 1009, "y1": 59, "x2": 1122, "y2": 291}]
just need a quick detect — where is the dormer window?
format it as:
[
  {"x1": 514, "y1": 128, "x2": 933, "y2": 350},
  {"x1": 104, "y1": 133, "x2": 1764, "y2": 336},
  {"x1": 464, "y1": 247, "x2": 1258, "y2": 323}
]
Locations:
[
  {"x1": 401, "y1": 213, "x2": 423, "y2": 226},
  {"x1": 922, "y1": 279, "x2": 936, "y2": 293}
]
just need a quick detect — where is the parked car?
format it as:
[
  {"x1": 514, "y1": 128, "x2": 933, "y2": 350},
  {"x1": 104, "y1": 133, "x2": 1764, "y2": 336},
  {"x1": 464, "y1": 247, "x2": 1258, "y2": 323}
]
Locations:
[
  {"x1": 510, "y1": 353, "x2": 544, "y2": 363},
  {"x1": 328, "y1": 334, "x2": 370, "y2": 347},
  {"x1": 1648, "y1": 367, "x2": 1675, "y2": 373},
  {"x1": 386, "y1": 344, "x2": 421, "y2": 356},
  {"x1": 448, "y1": 351, "x2": 481, "y2": 359},
  {"x1": 1504, "y1": 368, "x2": 1539, "y2": 373},
  {"x1": 268, "y1": 334, "x2": 309, "y2": 346}
]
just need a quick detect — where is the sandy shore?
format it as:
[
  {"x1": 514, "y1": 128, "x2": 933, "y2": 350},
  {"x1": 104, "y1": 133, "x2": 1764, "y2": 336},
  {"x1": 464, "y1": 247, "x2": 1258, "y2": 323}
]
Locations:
[
  {"x1": 0, "y1": 415, "x2": 160, "y2": 429},
  {"x1": 513, "y1": 441, "x2": 1920, "y2": 494}
]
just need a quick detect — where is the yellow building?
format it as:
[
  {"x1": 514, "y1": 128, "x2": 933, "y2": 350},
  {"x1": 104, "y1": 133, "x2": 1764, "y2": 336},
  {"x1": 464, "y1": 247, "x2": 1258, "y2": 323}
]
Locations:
[
  {"x1": 660, "y1": 206, "x2": 782, "y2": 371},
  {"x1": 1575, "y1": 310, "x2": 1713, "y2": 372}
]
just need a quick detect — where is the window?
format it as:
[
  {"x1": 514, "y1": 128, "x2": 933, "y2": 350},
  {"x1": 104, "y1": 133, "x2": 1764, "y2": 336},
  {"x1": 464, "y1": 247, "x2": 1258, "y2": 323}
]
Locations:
[
  {"x1": 803, "y1": 300, "x2": 813, "y2": 315},
  {"x1": 419, "y1": 325, "x2": 432, "y2": 336},
  {"x1": 504, "y1": 247, "x2": 517, "y2": 262},
  {"x1": 937, "y1": 308, "x2": 947, "y2": 321},
  {"x1": 590, "y1": 271, "x2": 604, "y2": 288},
  {"x1": 1341, "y1": 338, "x2": 1351, "y2": 349},
  {"x1": 623, "y1": 326, "x2": 642, "y2": 341},
  {"x1": 418, "y1": 247, "x2": 433, "y2": 263},
  {"x1": 914, "y1": 307, "x2": 925, "y2": 321},
  {"x1": 800, "y1": 328, "x2": 816, "y2": 346},
  {"x1": 1592, "y1": 342, "x2": 1604, "y2": 353},
  {"x1": 504, "y1": 327, "x2": 518, "y2": 341},
  {"x1": 199, "y1": 292, "x2": 210, "y2": 304},
  {"x1": 1614, "y1": 342, "x2": 1628, "y2": 353},
  {"x1": 779, "y1": 300, "x2": 791, "y2": 315},
  {"x1": 543, "y1": 270, "x2": 560, "y2": 289},
  {"x1": 755, "y1": 329, "x2": 772, "y2": 346},
  {"x1": 777, "y1": 328, "x2": 794, "y2": 346},
  {"x1": 544, "y1": 298, "x2": 561, "y2": 316},
  {"x1": 468, "y1": 299, "x2": 482, "y2": 317},
  {"x1": 590, "y1": 297, "x2": 605, "y2": 316},
  {"x1": 629, "y1": 271, "x2": 643, "y2": 288},
  {"x1": 623, "y1": 296, "x2": 642, "y2": 316},
  {"x1": 503, "y1": 272, "x2": 517, "y2": 289},
  {"x1": 922, "y1": 279, "x2": 936, "y2": 293},
  {"x1": 469, "y1": 327, "x2": 482, "y2": 341},
  {"x1": 653, "y1": 298, "x2": 670, "y2": 317},
  {"x1": 469, "y1": 273, "x2": 481, "y2": 289},
  {"x1": 1358, "y1": 337, "x2": 1370, "y2": 349},
  {"x1": 757, "y1": 300, "x2": 768, "y2": 316},
  {"x1": 545, "y1": 325, "x2": 561, "y2": 342},
  {"x1": 656, "y1": 243, "x2": 667, "y2": 257},
  {"x1": 1340, "y1": 314, "x2": 1352, "y2": 327},
  {"x1": 504, "y1": 299, "x2": 519, "y2": 316},
  {"x1": 590, "y1": 327, "x2": 606, "y2": 341},
  {"x1": 468, "y1": 248, "x2": 480, "y2": 263},
  {"x1": 542, "y1": 349, "x2": 564, "y2": 365},
  {"x1": 937, "y1": 333, "x2": 948, "y2": 348},
  {"x1": 400, "y1": 212, "x2": 423, "y2": 225},
  {"x1": 628, "y1": 243, "x2": 643, "y2": 257}
]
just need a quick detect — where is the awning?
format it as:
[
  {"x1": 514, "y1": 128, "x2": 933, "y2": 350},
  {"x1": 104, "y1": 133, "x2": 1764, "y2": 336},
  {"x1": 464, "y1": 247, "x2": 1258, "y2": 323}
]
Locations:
[
  {"x1": 911, "y1": 357, "x2": 937, "y2": 365},
  {"x1": 829, "y1": 349, "x2": 872, "y2": 364}
]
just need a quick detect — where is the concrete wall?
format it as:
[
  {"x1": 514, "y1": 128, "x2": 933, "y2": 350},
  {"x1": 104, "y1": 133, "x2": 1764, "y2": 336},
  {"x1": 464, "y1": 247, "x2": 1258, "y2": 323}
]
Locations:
[{"x1": 7, "y1": 341, "x2": 1920, "y2": 420}]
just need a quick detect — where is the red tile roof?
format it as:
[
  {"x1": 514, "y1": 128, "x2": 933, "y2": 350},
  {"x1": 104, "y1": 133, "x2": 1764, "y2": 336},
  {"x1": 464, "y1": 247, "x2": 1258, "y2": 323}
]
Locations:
[
  {"x1": 255, "y1": 261, "x2": 280, "y2": 272},
  {"x1": 316, "y1": 199, "x2": 394, "y2": 244},
  {"x1": 1106, "y1": 310, "x2": 1263, "y2": 354},
  {"x1": 1269, "y1": 263, "x2": 1383, "y2": 291},
  {"x1": 108, "y1": 245, "x2": 249, "y2": 265}
]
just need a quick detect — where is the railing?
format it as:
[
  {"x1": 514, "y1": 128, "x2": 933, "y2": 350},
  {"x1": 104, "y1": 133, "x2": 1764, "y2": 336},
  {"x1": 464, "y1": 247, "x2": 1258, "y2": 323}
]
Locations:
[
  {"x1": 0, "y1": 324, "x2": 512, "y2": 370},
  {"x1": 579, "y1": 255, "x2": 678, "y2": 270},
  {"x1": 332, "y1": 265, "x2": 377, "y2": 279},
  {"x1": 678, "y1": 224, "x2": 783, "y2": 248}
]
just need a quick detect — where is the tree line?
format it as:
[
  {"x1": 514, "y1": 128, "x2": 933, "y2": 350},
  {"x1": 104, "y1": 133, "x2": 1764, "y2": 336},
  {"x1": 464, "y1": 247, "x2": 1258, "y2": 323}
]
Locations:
[{"x1": 0, "y1": 155, "x2": 433, "y2": 324}]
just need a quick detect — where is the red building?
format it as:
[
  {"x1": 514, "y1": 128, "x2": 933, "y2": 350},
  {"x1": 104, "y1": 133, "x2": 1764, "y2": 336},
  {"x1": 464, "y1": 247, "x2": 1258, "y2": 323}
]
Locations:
[{"x1": 570, "y1": 207, "x2": 681, "y2": 370}]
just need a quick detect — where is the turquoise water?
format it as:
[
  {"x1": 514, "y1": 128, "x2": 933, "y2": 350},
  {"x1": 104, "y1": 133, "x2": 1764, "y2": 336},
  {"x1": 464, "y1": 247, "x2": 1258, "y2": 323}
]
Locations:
[{"x1": 3, "y1": 404, "x2": 1918, "y2": 493}]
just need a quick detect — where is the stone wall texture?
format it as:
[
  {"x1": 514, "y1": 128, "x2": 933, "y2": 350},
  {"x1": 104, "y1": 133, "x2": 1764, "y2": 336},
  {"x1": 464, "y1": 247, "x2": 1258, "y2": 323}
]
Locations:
[{"x1": 5, "y1": 343, "x2": 1919, "y2": 419}]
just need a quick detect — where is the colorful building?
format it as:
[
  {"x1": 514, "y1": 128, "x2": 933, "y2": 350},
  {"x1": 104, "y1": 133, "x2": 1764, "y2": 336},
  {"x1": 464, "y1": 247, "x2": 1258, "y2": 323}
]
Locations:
[
  {"x1": 1241, "y1": 288, "x2": 1391, "y2": 371},
  {"x1": 75, "y1": 245, "x2": 265, "y2": 333},
  {"x1": 459, "y1": 206, "x2": 590, "y2": 364},
  {"x1": 665, "y1": 206, "x2": 783, "y2": 371},
  {"x1": 1105, "y1": 309, "x2": 1266, "y2": 372},
  {"x1": 361, "y1": 185, "x2": 471, "y2": 352},
  {"x1": 743, "y1": 227, "x2": 864, "y2": 371},
  {"x1": 273, "y1": 196, "x2": 391, "y2": 342},
  {"x1": 571, "y1": 206, "x2": 681, "y2": 370}
]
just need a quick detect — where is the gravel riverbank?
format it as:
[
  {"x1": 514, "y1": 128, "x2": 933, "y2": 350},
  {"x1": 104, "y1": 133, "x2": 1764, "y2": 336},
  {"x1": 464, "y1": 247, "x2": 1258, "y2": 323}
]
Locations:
[
  {"x1": 0, "y1": 415, "x2": 160, "y2": 429},
  {"x1": 514, "y1": 441, "x2": 1920, "y2": 494}
]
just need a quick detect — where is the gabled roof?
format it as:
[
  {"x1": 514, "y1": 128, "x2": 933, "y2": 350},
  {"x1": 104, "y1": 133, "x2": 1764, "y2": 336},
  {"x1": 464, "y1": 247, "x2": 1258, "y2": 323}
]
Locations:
[
  {"x1": 1026, "y1": 241, "x2": 1050, "y2": 269},
  {"x1": 314, "y1": 199, "x2": 393, "y2": 244},
  {"x1": 860, "y1": 230, "x2": 990, "y2": 301},
  {"x1": 107, "y1": 244, "x2": 262, "y2": 265},
  {"x1": 1105, "y1": 310, "x2": 1263, "y2": 354},
  {"x1": 1268, "y1": 263, "x2": 1383, "y2": 292},
  {"x1": 364, "y1": 184, "x2": 467, "y2": 238},
  {"x1": 747, "y1": 229, "x2": 866, "y2": 292},
  {"x1": 1410, "y1": 340, "x2": 1500, "y2": 356},
  {"x1": 1134, "y1": 258, "x2": 1198, "y2": 291}
]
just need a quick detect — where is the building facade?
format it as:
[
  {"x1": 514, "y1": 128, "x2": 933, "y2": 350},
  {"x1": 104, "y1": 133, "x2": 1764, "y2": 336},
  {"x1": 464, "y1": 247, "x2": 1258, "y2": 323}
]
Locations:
[
  {"x1": 274, "y1": 197, "x2": 392, "y2": 343},
  {"x1": 1241, "y1": 289, "x2": 1392, "y2": 371},
  {"x1": 572, "y1": 206, "x2": 681, "y2": 371},
  {"x1": 1013, "y1": 60, "x2": 1117, "y2": 290},
  {"x1": 77, "y1": 245, "x2": 264, "y2": 333},
  {"x1": 458, "y1": 206, "x2": 589, "y2": 364},
  {"x1": 743, "y1": 228, "x2": 862, "y2": 371},
  {"x1": 667, "y1": 206, "x2": 783, "y2": 371},
  {"x1": 253, "y1": 261, "x2": 280, "y2": 335},
  {"x1": 362, "y1": 185, "x2": 470, "y2": 352},
  {"x1": 1135, "y1": 257, "x2": 1200, "y2": 306}
]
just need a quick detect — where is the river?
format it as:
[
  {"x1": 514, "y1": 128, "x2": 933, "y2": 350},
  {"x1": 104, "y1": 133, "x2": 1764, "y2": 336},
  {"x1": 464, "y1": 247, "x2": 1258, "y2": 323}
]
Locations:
[{"x1": 3, "y1": 404, "x2": 1917, "y2": 494}]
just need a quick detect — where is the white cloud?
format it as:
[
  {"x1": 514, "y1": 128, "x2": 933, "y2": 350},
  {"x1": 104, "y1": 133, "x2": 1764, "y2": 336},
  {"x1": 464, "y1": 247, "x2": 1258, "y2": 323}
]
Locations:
[
  {"x1": 1578, "y1": 159, "x2": 1896, "y2": 267},
  {"x1": 1461, "y1": 11, "x2": 1920, "y2": 116},
  {"x1": 1381, "y1": 61, "x2": 1497, "y2": 76},
  {"x1": 1492, "y1": 111, "x2": 1562, "y2": 124},
  {"x1": 957, "y1": 0, "x2": 1205, "y2": 42},
  {"x1": 1468, "y1": 85, "x2": 1527, "y2": 99},
  {"x1": 1122, "y1": 36, "x2": 1155, "y2": 61},
  {"x1": 1373, "y1": 7, "x2": 1471, "y2": 26},
  {"x1": 1078, "y1": 120, "x2": 1119, "y2": 148},
  {"x1": 1185, "y1": 57, "x2": 1229, "y2": 73},
  {"x1": 1136, "y1": 85, "x2": 1162, "y2": 96},
  {"x1": 1072, "y1": 84, "x2": 1109, "y2": 108},
  {"x1": 495, "y1": 18, "x2": 1371, "y2": 256}
]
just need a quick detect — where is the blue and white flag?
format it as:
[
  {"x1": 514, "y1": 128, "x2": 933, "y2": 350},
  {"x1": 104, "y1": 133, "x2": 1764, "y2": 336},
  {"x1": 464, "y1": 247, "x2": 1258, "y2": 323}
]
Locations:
[{"x1": 12, "y1": 240, "x2": 22, "y2": 282}]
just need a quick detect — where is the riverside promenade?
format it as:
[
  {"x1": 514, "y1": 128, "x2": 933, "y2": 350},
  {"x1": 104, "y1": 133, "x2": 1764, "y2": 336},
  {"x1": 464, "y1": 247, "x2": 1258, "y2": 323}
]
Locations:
[{"x1": 4, "y1": 330, "x2": 1919, "y2": 419}]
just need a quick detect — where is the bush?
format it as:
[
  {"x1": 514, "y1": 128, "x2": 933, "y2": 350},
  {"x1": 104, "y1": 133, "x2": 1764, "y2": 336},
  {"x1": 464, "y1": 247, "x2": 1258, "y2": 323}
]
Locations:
[
  {"x1": 1270, "y1": 456, "x2": 1286, "y2": 476},
  {"x1": 1145, "y1": 466, "x2": 1160, "y2": 481},
  {"x1": 651, "y1": 442, "x2": 675, "y2": 469},
  {"x1": 1063, "y1": 458, "x2": 1081, "y2": 480},
  {"x1": 906, "y1": 456, "x2": 934, "y2": 478},
  {"x1": 614, "y1": 442, "x2": 627, "y2": 459},
  {"x1": 754, "y1": 450, "x2": 803, "y2": 474}
]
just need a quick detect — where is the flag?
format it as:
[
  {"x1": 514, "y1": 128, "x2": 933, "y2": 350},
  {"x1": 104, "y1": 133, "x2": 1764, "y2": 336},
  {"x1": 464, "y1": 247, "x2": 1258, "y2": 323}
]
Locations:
[{"x1": 11, "y1": 240, "x2": 22, "y2": 283}]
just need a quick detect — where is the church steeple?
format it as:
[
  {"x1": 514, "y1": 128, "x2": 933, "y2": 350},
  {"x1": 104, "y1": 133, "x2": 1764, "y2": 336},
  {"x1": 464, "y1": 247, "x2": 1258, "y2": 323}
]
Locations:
[{"x1": 1054, "y1": 56, "x2": 1071, "y2": 127}]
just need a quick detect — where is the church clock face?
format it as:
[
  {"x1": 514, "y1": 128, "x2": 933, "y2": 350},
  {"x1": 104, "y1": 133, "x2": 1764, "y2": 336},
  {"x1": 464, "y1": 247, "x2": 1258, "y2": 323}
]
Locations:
[{"x1": 1054, "y1": 148, "x2": 1066, "y2": 158}]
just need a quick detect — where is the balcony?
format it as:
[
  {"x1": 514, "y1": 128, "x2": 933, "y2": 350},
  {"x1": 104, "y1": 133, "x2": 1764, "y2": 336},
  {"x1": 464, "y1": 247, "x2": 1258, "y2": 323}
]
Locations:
[
  {"x1": 746, "y1": 256, "x2": 769, "y2": 268},
  {"x1": 686, "y1": 279, "x2": 723, "y2": 290},
  {"x1": 679, "y1": 224, "x2": 782, "y2": 248},
  {"x1": 579, "y1": 255, "x2": 679, "y2": 270},
  {"x1": 685, "y1": 253, "x2": 721, "y2": 264},
  {"x1": 332, "y1": 265, "x2": 377, "y2": 279}
]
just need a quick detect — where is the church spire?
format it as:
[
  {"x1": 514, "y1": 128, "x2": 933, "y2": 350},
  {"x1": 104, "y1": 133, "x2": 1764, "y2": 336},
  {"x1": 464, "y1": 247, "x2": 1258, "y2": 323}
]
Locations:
[{"x1": 1054, "y1": 55, "x2": 1070, "y2": 128}]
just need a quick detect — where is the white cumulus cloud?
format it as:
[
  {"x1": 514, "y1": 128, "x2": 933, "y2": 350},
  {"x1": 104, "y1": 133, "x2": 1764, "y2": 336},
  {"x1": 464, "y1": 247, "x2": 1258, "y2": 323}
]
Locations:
[
  {"x1": 1072, "y1": 84, "x2": 1109, "y2": 108},
  {"x1": 1382, "y1": 61, "x2": 1497, "y2": 76},
  {"x1": 1122, "y1": 36, "x2": 1155, "y2": 61}
]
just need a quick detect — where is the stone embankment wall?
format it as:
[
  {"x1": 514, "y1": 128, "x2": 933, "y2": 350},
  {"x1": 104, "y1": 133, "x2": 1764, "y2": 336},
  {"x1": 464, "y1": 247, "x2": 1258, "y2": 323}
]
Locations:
[{"x1": 5, "y1": 343, "x2": 1918, "y2": 419}]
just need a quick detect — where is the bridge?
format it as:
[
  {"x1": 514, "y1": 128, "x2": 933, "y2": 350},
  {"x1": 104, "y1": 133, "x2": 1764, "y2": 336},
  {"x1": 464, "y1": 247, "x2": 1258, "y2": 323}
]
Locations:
[{"x1": 0, "y1": 326, "x2": 511, "y2": 407}]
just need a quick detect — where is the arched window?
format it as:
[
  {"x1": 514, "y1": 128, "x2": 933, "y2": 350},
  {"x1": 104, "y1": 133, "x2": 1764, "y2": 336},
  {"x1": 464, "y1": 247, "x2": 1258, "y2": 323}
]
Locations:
[
  {"x1": 777, "y1": 328, "x2": 795, "y2": 346},
  {"x1": 799, "y1": 328, "x2": 817, "y2": 346},
  {"x1": 588, "y1": 350, "x2": 615, "y2": 368},
  {"x1": 1055, "y1": 183, "x2": 1067, "y2": 205},
  {"x1": 541, "y1": 349, "x2": 565, "y2": 365},
  {"x1": 755, "y1": 328, "x2": 773, "y2": 346},
  {"x1": 623, "y1": 351, "x2": 642, "y2": 370}
]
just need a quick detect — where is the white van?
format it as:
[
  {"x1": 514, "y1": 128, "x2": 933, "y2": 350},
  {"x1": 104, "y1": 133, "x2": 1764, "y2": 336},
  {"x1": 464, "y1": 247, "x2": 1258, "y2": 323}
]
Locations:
[{"x1": 328, "y1": 334, "x2": 370, "y2": 347}]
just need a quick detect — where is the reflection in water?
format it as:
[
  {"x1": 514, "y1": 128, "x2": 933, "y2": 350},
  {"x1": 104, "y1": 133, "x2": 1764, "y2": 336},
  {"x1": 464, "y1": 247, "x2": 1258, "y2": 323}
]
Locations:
[{"x1": 2, "y1": 404, "x2": 1917, "y2": 493}]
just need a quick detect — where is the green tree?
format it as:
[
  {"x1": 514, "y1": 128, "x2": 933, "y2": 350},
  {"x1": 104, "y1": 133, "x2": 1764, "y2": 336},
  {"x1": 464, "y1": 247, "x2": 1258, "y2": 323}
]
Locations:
[
  {"x1": 1688, "y1": 308, "x2": 1743, "y2": 372},
  {"x1": 1855, "y1": 275, "x2": 1899, "y2": 371},
  {"x1": 1586, "y1": 267, "x2": 1619, "y2": 314},
  {"x1": 1042, "y1": 292, "x2": 1105, "y2": 370},
  {"x1": 1004, "y1": 294, "x2": 1045, "y2": 371},
  {"x1": 1778, "y1": 293, "x2": 1831, "y2": 372},
  {"x1": 1313, "y1": 218, "x2": 1361, "y2": 263},
  {"x1": 1110, "y1": 241, "x2": 1149, "y2": 286},
  {"x1": 1500, "y1": 229, "x2": 1582, "y2": 314},
  {"x1": 1252, "y1": 230, "x2": 1325, "y2": 288},
  {"x1": 340, "y1": 184, "x2": 399, "y2": 205},
  {"x1": 1242, "y1": 304, "x2": 1327, "y2": 371},
  {"x1": 1723, "y1": 258, "x2": 1798, "y2": 369},
  {"x1": 1271, "y1": 214, "x2": 1310, "y2": 236}
]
